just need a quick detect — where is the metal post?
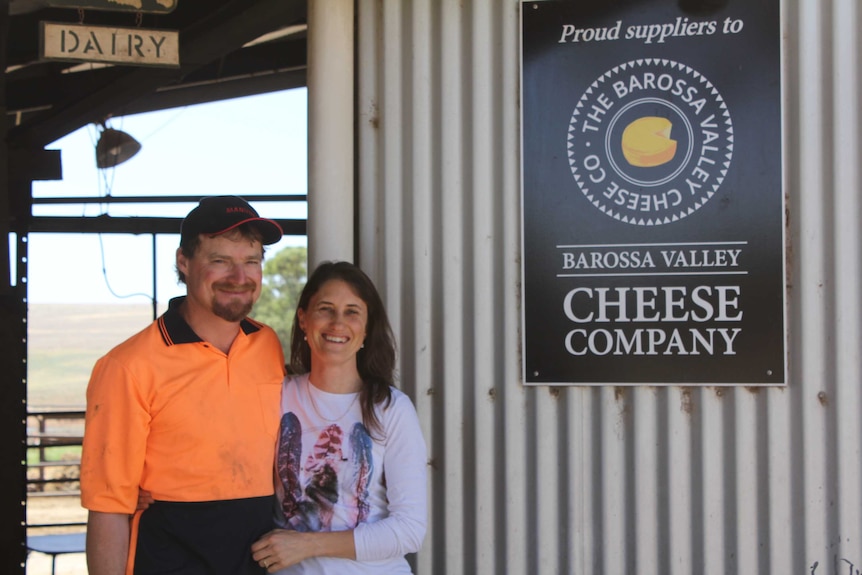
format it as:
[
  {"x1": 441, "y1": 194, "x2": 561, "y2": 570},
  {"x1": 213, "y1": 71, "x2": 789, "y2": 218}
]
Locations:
[
  {"x1": 0, "y1": 0, "x2": 29, "y2": 570},
  {"x1": 307, "y1": 0, "x2": 355, "y2": 267}
]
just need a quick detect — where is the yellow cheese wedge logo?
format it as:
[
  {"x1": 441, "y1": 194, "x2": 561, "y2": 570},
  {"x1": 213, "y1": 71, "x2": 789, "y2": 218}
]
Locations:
[{"x1": 621, "y1": 116, "x2": 677, "y2": 168}]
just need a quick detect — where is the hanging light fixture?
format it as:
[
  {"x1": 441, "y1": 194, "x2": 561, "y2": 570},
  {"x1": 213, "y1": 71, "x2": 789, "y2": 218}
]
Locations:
[{"x1": 96, "y1": 125, "x2": 141, "y2": 169}]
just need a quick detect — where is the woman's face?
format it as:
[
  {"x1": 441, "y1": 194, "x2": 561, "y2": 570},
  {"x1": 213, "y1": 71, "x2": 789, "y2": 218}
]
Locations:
[{"x1": 298, "y1": 279, "x2": 368, "y2": 367}]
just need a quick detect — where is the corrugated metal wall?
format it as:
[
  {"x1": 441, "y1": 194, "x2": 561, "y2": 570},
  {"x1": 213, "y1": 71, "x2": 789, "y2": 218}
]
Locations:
[{"x1": 353, "y1": 1, "x2": 861, "y2": 573}]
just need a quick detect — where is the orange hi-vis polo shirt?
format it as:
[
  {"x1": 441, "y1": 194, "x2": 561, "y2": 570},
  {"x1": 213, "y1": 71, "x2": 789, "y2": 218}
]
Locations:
[{"x1": 81, "y1": 296, "x2": 285, "y2": 514}]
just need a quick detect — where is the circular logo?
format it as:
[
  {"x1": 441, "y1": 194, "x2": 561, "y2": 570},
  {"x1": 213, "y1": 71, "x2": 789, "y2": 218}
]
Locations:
[{"x1": 567, "y1": 59, "x2": 733, "y2": 226}]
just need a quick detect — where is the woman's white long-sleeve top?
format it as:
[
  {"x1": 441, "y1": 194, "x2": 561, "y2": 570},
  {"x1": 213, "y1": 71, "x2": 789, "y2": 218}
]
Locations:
[{"x1": 273, "y1": 374, "x2": 428, "y2": 574}]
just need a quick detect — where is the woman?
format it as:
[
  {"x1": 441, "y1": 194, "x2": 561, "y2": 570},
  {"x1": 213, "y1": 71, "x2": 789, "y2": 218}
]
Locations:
[{"x1": 251, "y1": 261, "x2": 428, "y2": 574}]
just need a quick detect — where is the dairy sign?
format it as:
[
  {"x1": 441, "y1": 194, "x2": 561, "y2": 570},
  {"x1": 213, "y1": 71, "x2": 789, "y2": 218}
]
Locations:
[
  {"x1": 520, "y1": 0, "x2": 786, "y2": 385},
  {"x1": 41, "y1": 22, "x2": 179, "y2": 67}
]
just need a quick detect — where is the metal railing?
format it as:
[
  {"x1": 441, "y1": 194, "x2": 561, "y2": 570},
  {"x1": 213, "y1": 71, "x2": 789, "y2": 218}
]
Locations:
[{"x1": 27, "y1": 408, "x2": 85, "y2": 529}]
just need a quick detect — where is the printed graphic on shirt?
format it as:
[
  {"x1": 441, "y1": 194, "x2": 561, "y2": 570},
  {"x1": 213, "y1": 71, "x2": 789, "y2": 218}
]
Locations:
[
  {"x1": 277, "y1": 412, "x2": 374, "y2": 531},
  {"x1": 277, "y1": 412, "x2": 304, "y2": 519},
  {"x1": 351, "y1": 423, "x2": 373, "y2": 524}
]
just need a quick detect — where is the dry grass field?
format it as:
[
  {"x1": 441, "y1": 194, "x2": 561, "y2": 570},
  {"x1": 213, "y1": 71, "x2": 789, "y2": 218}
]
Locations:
[{"x1": 27, "y1": 303, "x2": 165, "y2": 407}]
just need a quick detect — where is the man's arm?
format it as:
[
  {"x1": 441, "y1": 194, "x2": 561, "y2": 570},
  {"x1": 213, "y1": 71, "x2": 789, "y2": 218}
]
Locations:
[{"x1": 86, "y1": 511, "x2": 131, "y2": 575}]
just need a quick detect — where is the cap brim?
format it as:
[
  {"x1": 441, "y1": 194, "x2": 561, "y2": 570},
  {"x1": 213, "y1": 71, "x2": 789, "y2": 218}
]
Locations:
[{"x1": 217, "y1": 217, "x2": 283, "y2": 245}]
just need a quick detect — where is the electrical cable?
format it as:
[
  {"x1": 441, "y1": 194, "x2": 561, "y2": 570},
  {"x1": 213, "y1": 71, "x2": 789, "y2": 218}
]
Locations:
[{"x1": 91, "y1": 118, "x2": 156, "y2": 305}]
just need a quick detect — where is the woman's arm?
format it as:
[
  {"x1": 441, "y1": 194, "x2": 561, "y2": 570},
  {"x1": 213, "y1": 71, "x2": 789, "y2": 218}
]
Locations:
[{"x1": 353, "y1": 390, "x2": 428, "y2": 561}]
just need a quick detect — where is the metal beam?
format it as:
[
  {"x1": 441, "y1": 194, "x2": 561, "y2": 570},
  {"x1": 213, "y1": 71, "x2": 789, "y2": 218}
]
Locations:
[
  {"x1": 29, "y1": 216, "x2": 308, "y2": 236},
  {"x1": 6, "y1": 38, "x2": 308, "y2": 116}
]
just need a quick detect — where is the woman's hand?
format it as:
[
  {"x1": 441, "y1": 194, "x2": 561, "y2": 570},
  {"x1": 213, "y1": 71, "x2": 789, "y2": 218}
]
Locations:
[
  {"x1": 251, "y1": 529, "x2": 310, "y2": 572},
  {"x1": 252, "y1": 527, "x2": 356, "y2": 571},
  {"x1": 136, "y1": 488, "x2": 155, "y2": 511}
]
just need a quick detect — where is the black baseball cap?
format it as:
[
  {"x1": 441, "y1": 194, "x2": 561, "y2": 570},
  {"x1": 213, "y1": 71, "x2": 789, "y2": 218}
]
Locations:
[{"x1": 180, "y1": 196, "x2": 283, "y2": 246}]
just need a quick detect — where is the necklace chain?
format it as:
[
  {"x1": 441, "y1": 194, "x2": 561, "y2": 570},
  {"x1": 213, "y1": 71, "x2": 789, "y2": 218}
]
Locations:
[{"x1": 306, "y1": 380, "x2": 359, "y2": 423}]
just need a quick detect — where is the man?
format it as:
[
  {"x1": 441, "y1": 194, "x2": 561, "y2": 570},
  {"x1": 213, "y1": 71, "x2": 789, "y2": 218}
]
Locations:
[{"x1": 81, "y1": 196, "x2": 286, "y2": 575}]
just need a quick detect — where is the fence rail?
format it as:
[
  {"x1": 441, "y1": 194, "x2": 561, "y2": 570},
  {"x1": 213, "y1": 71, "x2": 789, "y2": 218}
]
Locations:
[{"x1": 27, "y1": 408, "x2": 86, "y2": 529}]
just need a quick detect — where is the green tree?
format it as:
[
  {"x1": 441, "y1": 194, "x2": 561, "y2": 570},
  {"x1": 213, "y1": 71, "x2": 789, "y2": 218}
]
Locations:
[{"x1": 251, "y1": 245, "x2": 307, "y2": 364}]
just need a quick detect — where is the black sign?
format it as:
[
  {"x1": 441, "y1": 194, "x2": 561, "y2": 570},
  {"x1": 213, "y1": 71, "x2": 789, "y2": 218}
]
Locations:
[
  {"x1": 520, "y1": 0, "x2": 785, "y2": 385},
  {"x1": 47, "y1": 0, "x2": 177, "y2": 14}
]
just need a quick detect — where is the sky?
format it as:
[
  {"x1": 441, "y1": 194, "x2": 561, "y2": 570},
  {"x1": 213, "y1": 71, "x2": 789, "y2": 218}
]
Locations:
[{"x1": 23, "y1": 88, "x2": 308, "y2": 304}]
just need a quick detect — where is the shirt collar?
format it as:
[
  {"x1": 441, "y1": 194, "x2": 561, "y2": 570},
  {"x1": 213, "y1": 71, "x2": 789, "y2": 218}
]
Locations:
[{"x1": 157, "y1": 296, "x2": 262, "y2": 346}]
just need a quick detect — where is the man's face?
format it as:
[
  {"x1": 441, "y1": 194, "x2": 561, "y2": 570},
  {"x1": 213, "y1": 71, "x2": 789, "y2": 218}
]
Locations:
[{"x1": 176, "y1": 232, "x2": 264, "y2": 322}]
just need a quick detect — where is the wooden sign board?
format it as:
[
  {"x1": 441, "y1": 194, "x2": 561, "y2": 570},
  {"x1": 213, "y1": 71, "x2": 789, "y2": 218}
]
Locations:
[
  {"x1": 46, "y1": 0, "x2": 177, "y2": 14},
  {"x1": 41, "y1": 22, "x2": 179, "y2": 67}
]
